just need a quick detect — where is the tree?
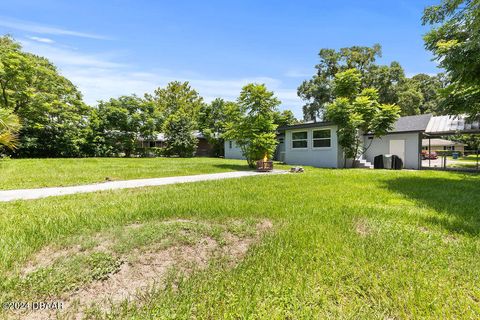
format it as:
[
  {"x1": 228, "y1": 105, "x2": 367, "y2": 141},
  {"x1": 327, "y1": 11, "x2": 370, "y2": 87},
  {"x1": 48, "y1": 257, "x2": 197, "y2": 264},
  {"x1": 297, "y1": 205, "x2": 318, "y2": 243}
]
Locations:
[
  {"x1": 224, "y1": 84, "x2": 280, "y2": 167},
  {"x1": 455, "y1": 134, "x2": 480, "y2": 151},
  {"x1": 0, "y1": 35, "x2": 91, "y2": 157},
  {"x1": 298, "y1": 45, "x2": 405, "y2": 121},
  {"x1": 394, "y1": 73, "x2": 447, "y2": 116},
  {"x1": 153, "y1": 81, "x2": 204, "y2": 157},
  {"x1": 90, "y1": 95, "x2": 161, "y2": 157},
  {"x1": 411, "y1": 73, "x2": 446, "y2": 114},
  {"x1": 423, "y1": 0, "x2": 480, "y2": 118},
  {"x1": 198, "y1": 98, "x2": 241, "y2": 157},
  {"x1": 0, "y1": 108, "x2": 21, "y2": 150},
  {"x1": 273, "y1": 110, "x2": 298, "y2": 128},
  {"x1": 396, "y1": 80, "x2": 424, "y2": 116},
  {"x1": 163, "y1": 111, "x2": 198, "y2": 157},
  {"x1": 325, "y1": 69, "x2": 401, "y2": 167},
  {"x1": 154, "y1": 81, "x2": 204, "y2": 121}
]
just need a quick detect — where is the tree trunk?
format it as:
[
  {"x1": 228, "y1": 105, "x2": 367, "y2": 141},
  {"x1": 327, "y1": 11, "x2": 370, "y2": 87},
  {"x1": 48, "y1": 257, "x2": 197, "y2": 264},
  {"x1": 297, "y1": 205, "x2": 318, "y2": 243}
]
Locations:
[{"x1": 351, "y1": 141, "x2": 360, "y2": 168}]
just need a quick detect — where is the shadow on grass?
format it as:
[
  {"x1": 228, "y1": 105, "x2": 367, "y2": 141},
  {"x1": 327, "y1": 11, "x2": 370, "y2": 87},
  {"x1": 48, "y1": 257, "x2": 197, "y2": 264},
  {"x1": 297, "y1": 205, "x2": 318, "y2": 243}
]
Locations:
[{"x1": 384, "y1": 174, "x2": 480, "y2": 236}]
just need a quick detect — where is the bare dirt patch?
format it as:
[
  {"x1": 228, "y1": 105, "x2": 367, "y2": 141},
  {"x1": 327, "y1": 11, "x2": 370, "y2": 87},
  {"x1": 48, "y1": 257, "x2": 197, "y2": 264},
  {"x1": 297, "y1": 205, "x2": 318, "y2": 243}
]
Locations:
[
  {"x1": 21, "y1": 235, "x2": 114, "y2": 276},
  {"x1": 417, "y1": 225, "x2": 459, "y2": 244},
  {"x1": 19, "y1": 218, "x2": 273, "y2": 319},
  {"x1": 442, "y1": 234, "x2": 459, "y2": 244},
  {"x1": 354, "y1": 218, "x2": 371, "y2": 237}
]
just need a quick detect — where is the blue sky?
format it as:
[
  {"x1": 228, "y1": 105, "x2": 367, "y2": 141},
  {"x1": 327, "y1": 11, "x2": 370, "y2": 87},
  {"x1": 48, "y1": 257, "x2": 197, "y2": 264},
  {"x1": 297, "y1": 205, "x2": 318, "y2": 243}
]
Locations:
[{"x1": 0, "y1": 0, "x2": 439, "y2": 118}]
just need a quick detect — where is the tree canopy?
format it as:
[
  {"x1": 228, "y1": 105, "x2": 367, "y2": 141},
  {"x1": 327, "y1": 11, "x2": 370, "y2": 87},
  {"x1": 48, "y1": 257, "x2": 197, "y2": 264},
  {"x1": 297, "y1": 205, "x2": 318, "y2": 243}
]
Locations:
[
  {"x1": 423, "y1": 0, "x2": 480, "y2": 118},
  {"x1": 225, "y1": 84, "x2": 280, "y2": 167},
  {"x1": 325, "y1": 69, "x2": 401, "y2": 167},
  {"x1": 298, "y1": 45, "x2": 402, "y2": 121},
  {"x1": 0, "y1": 36, "x2": 91, "y2": 157},
  {"x1": 0, "y1": 107, "x2": 21, "y2": 151},
  {"x1": 199, "y1": 98, "x2": 242, "y2": 157},
  {"x1": 298, "y1": 45, "x2": 444, "y2": 120},
  {"x1": 154, "y1": 81, "x2": 205, "y2": 157},
  {"x1": 86, "y1": 95, "x2": 161, "y2": 157}
]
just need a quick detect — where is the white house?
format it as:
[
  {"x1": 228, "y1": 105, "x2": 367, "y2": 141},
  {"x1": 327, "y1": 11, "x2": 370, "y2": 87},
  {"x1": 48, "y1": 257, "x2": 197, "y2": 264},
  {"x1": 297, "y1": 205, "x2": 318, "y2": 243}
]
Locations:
[
  {"x1": 421, "y1": 138, "x2": 465, "y2": 153},
  {"x1": 225, "y1": 114, "x2": 480, "y2": 170}
]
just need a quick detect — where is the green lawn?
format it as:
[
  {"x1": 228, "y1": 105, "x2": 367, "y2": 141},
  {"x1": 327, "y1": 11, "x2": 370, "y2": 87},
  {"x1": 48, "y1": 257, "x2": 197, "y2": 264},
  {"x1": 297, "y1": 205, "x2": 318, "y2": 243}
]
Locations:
[
  {"x1": 1, "y1": 165, "x2": 480, "y2": 318},
  {"x1": 448, "y1": 162, "x2": 479, "y2": 169},
  {"x1": 0, "y1": 157, "x2": 251, "y2": 190},
  {"x1": 447, "y1": 154, "x2": 480, "y2": 162}
]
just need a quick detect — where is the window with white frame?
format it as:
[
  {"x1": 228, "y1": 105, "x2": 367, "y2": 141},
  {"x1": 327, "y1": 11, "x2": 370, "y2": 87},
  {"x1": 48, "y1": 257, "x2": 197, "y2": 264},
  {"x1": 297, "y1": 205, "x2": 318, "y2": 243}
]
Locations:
[
  {"x1": 292, "y1": 131, "x2": 308, "y2": 148},
  {"x1": 312, "y1": 129, "x2": 331, "y2": 148}
]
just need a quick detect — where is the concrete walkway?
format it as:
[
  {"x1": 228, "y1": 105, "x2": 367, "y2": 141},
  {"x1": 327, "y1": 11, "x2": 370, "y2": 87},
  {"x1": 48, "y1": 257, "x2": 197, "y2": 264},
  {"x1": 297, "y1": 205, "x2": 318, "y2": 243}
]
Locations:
[{"x1": 0, "y1": 170, "x2": 287, "y2": 202}]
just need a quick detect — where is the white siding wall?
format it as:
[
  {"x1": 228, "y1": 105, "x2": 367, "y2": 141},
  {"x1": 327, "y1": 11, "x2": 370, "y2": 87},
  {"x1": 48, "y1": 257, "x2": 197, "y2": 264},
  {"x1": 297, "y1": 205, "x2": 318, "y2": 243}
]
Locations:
[
  {"x1": 363, "y1": 132, "x2": 421, "y2": 169},
  {"x1": 224, "y1": 140, "x2": 245, "y2": 160},
  {"x1": 284, "y1": 125, "x2": 339, "y2": 168}
]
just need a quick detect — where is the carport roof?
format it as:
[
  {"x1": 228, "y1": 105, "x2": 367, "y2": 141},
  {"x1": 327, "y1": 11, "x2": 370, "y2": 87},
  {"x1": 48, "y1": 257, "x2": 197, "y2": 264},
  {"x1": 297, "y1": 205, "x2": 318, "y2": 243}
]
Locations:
[{"x1": 425, "y1": 115, "x2": 480, "y2": 135}]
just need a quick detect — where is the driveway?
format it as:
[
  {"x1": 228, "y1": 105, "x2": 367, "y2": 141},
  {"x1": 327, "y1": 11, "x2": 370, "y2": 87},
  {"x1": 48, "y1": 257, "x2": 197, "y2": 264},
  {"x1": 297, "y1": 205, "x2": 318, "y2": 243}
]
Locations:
[
  {"x1": 0, "y1": 170, "x2": 287, "y2": 202},
  {"x1": 422, "y1": 158, "x2": 478, "y2": 169}
]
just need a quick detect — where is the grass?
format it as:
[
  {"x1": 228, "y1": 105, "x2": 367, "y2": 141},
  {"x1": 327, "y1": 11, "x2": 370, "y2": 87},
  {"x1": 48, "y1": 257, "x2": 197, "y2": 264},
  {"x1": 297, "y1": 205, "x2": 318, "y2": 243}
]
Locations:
[
  {"x1": 1, "y1": 163, "x2": 480, "y2": 318},
  {"x1": 0, "y1": 157, "x2": 251, "y2": 190},
  {"x1": 446, "y1": 154, "x2": 480, "y2": 162},
  {"x1": 448, "y1": 162, "x2": 479, "y2": 169}
]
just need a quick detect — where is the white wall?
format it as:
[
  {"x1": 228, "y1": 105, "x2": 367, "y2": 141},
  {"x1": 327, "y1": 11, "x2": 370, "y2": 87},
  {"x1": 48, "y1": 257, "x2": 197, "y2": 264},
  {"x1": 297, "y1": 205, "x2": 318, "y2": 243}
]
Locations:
[
  {"x1": 284, "y1": 125, "x2": 339, "y2": 168},
  {"x1": 224, "y1": 140, "x2": 245, "y2": 160},
  {"x1": 363, "y1": 132, "x2": 421, "y2": 169}
]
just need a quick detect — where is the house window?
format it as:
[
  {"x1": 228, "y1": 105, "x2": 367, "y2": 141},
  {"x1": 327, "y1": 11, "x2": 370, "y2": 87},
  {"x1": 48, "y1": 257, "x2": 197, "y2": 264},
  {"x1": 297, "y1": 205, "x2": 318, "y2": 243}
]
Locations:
[
  {"x1": 229, "y1": 141, "x2": 233, "y2": 149},
  {"x1": 292, "y1": 131, "x2": 308, "y2": 148},
  {"x1": 312, "y1": 129, "x2": 331, "y2": 148}
]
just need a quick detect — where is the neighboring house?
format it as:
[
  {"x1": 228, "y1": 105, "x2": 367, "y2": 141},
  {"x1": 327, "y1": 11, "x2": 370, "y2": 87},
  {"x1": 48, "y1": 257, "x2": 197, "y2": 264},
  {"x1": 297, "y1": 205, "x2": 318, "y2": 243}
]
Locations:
[
  {"x1": 422, "y1": 138, "x2": 465, "y2": 153},
  {"x1": 138, "y1": 131, "x2": 214, "y2": 156},
  {"x1": 225, "y1": 114, "x2": 480, "y2": 170},
  {"x1": 224, "y1": 140, "x2": 244, "y2": 160}
]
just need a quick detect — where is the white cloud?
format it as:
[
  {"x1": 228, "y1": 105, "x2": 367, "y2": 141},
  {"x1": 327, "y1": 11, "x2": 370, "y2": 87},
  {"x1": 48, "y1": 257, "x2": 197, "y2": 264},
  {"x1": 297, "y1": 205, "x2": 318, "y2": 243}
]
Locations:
[
  {"x1": 405, "y1": 71, "x2": 439, "y2": 78},
  {"x1": 18, "y1": 39, "x2": 303, "y2": 115},
  {"x1": 65, "y1": 67, "x2": 301, "y2": 110},
  {"x1": 0, "y1": 17, "x2": 107, "y2": 40},
  {"x1": 284, "y1": 68, "x2": 313, "y2": 78},
  {"x1": 20, "y1": 39, "x2": 124, "y2": 69},
  {"x1": 28, "y1": 36, "x2": 55, "y2": 44}
]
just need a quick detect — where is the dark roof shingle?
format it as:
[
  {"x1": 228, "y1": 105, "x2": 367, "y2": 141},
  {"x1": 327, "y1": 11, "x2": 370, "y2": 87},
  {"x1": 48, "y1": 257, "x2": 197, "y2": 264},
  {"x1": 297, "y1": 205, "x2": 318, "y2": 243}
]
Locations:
[{"x1": 391, "y1": 114, "x2": 432, "y2": 133}]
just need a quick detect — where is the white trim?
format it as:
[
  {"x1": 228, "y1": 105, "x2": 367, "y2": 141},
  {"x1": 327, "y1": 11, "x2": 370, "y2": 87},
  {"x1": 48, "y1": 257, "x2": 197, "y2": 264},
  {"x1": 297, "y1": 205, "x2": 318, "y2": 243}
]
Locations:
[
  {"x1": 291, "y1": 129, "x2": 309, "y2": 150},
  {"x1": 311, "y1": 128, "x2": 332, "y2": 150}
]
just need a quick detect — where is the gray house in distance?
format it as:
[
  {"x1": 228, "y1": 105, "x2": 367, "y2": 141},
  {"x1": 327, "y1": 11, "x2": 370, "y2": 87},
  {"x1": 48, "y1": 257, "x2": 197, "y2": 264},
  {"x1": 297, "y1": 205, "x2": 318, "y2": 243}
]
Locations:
[{"x1": 225, "y1": 114, "x2": 480, "y2": 170}]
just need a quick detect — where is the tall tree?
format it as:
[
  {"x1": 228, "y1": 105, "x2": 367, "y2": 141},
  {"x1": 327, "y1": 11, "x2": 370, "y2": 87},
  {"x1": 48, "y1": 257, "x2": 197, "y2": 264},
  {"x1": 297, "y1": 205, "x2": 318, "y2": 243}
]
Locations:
[
  {"x1": 0, "y1": 108, "x2": 21, "y2": 150},
  {"x1": 423, "y1": 0, "x2": 480, "y2": 118},
  {"x1": 393, "y1": 73, "x2": 446, "y2": 116},
  {"x1": 163, "y1": 111, "x2": 198, "y2": 157},
  {"x1": 225, "y1": 84, "x2": 280, "y2": 167},
  {"x1": 325, "y1": 69, "x2": 401, "y2": 167},
  {"x1": 154, "y1": 81, "x2": 204, "y2": 121},
  {"x1": 0, "y1": 35, "x2": 91, "y2": 157},
  {"x1": 198, "y1": 98, "x2": 242, "y2": 157},
  {"x1": 298, "y1": 45, "x2": 405, "y2": 121},
  {"x1": 273, "y1": 110, "x2": 297, "y2": 128},
  {"x1": 154, "y1": 81, "x2": 204, "y2": 157},
  {"x1": 90, "y1": 95, "x2": 161, "y2": 157}
]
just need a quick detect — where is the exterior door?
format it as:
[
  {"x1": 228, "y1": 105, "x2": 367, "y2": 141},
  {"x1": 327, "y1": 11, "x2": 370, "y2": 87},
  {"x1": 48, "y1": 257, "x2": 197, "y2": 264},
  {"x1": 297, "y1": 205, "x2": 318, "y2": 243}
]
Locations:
[{"x1": 389, "y1": 140, "x2": 405, "y2": 162}]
